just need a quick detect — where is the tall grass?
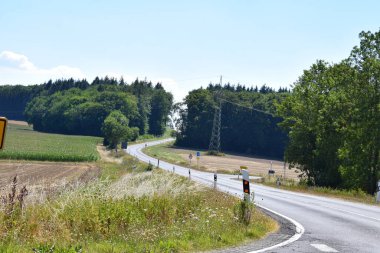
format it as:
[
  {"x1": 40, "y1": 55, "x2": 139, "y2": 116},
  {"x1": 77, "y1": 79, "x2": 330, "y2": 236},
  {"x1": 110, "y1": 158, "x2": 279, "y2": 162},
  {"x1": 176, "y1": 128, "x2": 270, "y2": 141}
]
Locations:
[
  {"x1": 0, "y1": 167, "x2": 277, "y2": 252},
  {"x1": 0, "y1": 124, "x2": 101, "y2": 162}
]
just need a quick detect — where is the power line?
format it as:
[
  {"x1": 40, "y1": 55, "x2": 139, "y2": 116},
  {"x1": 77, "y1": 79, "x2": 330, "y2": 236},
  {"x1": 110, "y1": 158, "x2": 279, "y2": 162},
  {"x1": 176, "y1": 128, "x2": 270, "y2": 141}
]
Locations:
[
  {"x1": 219, "y1": 98, "x2": 275, "y2": 116},
  {"x1": 208, "y1": 78, "x2": 276, "y2": 154}
]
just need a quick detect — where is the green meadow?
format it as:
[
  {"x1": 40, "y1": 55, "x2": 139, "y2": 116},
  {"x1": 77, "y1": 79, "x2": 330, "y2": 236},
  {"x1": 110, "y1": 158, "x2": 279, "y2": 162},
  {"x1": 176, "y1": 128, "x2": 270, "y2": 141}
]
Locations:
[{"x1": 0, "y1": 123, "x2": 101, "y2": 162}]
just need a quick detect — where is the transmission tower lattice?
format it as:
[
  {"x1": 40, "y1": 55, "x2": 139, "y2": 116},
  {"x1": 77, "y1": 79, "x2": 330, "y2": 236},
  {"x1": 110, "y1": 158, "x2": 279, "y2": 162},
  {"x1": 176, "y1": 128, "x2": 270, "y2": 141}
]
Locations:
[
  {"x1": 208, "y1": 76, "x2": 223, "y2": 154},
  {"x1": 209, "y1": 99, "x2": 222, "y2": 154}
]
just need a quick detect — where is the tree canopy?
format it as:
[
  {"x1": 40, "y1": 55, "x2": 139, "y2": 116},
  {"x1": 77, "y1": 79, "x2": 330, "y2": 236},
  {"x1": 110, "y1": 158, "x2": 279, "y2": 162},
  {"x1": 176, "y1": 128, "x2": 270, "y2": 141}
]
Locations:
[
  {"x1": 102, "y1": 110, "x2": 139, "y2": 150},
  {"x1": 0, "y1": 77, "x2": 173, "y2": 139},
  {"x1": 277, "y1": 29, "x2": 380, "y2": 194}
]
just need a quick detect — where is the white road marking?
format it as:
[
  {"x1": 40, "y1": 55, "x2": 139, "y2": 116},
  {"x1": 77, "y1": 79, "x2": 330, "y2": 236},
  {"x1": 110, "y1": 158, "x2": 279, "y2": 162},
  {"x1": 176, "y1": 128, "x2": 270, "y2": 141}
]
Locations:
[
  {"x1": 311, "y1": 244, "x2": 338, "y2": 252},
  {"x1": 247, "y1": 204, "x2": 305, "y2": 253}
]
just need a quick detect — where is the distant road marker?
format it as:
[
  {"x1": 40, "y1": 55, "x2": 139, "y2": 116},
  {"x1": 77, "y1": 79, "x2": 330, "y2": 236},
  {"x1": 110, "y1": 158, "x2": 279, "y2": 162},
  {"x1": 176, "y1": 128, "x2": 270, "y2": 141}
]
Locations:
[
  {"x1": 0, "y1": 117, "x2": 7, "y2": 150},
  {"x1": 311, "y1": 244, "x2": 338, "y2": 252}
]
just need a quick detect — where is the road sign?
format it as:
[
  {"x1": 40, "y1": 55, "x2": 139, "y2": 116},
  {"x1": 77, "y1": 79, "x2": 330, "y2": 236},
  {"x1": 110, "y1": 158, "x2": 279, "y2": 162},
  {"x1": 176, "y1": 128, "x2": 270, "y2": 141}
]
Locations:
[
  {"x1": 376, "y1": 180, "x2": 380, "y2": 203},
  {"x1": 0, "y1": 117, "x2": 7, "y2": 150},
  {"x1": 196, "y1": 151, "x2": 200, "y2": 157},
  {"x1": 242, "y1": 169, "x2": 250, "y2": 202},
  {"x1": 189, "y1": 153, "x2": 193, "y2": 160}
]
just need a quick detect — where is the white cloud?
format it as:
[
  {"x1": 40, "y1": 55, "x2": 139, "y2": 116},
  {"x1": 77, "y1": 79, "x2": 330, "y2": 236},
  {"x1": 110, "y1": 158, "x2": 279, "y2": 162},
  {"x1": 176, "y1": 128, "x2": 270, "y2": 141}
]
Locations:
[
  {"x1": 0, "y1": 51, "x2": 188, "y2": 101},
  {"x1": 0, "y1": 50, "x2": 85, "y2": 82},
  {"x1": 0, "y1": 51, "x2": 36, "y2": 71}
]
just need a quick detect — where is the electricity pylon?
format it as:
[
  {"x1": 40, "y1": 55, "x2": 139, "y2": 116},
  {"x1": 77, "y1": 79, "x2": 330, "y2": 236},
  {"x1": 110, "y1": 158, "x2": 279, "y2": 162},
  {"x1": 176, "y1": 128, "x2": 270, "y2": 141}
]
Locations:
[
  {"x1": 208, "y1": 99, "x2": 222, "y2": 154},
  {"x1": 208, "y1": 76, "x2": 223, "y2": 154}
]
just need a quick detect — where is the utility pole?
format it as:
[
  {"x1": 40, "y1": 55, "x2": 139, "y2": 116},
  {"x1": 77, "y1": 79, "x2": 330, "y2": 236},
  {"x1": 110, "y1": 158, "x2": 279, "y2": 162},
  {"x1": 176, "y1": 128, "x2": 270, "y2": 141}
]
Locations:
[{"x1": 208, "y1": 76, "x2": 223, "y2": 154}]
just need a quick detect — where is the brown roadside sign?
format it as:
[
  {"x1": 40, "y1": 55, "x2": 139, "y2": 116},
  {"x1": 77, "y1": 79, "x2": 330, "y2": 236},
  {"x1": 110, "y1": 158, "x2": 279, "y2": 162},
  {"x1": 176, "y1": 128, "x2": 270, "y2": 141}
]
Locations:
[{"x1": 0, "y1": 117, "x2": 7, "y2": 150}]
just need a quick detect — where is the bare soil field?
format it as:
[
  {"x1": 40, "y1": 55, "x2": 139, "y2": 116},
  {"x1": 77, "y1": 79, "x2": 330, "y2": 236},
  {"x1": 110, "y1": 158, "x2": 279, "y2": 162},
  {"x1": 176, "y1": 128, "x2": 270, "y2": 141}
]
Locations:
[
  {"x1": 6, "y1": 120, "x2": 29, "y2": 126},
  {"x1": 0, "y1": 161, "x2": 99, "y2": 192},
  {"x1": 155, "y1": 144, "x2": 301, "y2": 180},
  {"x1": 181, "y1": 153, "x2": 300, "y2": 180}
]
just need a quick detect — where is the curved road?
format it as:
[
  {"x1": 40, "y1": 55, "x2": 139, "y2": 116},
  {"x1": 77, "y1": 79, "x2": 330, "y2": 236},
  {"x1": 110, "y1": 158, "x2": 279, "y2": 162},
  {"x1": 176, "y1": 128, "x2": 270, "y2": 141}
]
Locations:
[{"x1": 126, "y1": 139, "x2": 380, "y2": 253}]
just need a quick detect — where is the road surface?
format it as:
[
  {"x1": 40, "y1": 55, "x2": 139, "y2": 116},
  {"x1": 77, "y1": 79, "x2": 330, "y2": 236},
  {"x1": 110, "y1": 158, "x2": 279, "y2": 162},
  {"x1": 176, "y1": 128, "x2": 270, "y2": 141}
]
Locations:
[{"x1": 126, "y1": 139, "x2": 380, "y2": 253}]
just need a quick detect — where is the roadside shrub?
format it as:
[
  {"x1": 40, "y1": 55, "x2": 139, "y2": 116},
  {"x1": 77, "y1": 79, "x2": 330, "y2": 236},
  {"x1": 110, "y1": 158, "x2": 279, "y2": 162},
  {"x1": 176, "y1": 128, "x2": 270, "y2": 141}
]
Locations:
[
  {"x1": 234, "y1": 199, "x2": 254, "y2": 226},
  {"x1": 170, "y1": 129, "x2": 177, "y2": 138},
  {"x1": 146, "y1": 162, "x2": 153, "y2": 171}
]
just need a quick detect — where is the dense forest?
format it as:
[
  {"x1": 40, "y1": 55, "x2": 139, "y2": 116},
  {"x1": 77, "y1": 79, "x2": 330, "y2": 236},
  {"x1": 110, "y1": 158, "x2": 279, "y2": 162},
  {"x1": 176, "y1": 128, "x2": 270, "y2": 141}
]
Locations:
[
  {"x1": 0, "y1": 77, "x2": 173, "y2": 139},
  {"x1": 175, "y1": 84, "x2": 289, "y2": 159},
  {"x1": 277, "y1": 30, "x2": 379, "y2": 194}
]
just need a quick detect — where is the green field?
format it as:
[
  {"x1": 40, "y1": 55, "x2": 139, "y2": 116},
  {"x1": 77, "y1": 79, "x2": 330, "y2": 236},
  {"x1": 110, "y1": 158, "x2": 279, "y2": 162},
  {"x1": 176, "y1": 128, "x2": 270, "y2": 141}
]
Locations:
[{"x1": 0, "y1": 123, "x2": 101, "y2": 162}]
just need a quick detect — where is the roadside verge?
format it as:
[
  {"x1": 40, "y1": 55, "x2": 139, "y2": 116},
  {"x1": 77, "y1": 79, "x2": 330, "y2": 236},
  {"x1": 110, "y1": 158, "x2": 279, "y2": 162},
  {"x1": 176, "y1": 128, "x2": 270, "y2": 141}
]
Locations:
[{"x1": 133, "y1": 139, "x2": 305, "y2": 253}]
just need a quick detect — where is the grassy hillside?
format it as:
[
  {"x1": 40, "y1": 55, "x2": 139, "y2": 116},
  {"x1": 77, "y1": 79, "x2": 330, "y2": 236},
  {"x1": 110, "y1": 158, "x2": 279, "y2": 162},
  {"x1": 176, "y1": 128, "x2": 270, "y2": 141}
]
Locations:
[{"x1": 0, "y1": 123, "x2": 101, "y2": 161}]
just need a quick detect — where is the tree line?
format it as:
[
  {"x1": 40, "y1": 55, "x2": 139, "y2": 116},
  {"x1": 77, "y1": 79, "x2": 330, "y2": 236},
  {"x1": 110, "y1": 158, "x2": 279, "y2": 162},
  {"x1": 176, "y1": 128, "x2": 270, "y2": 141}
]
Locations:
[
  {"x1": 0, "y1": 77, "x2": 173, "y2": 142},
  {"x1": 0, "y1": 78, "x2": 90, "y2": 120},
  {"x1": 175, "y1": 84, "x2": 289, "y2": 159},
  {"x1": 277, "y1": 30, "x2": 379, "y2": 194}
]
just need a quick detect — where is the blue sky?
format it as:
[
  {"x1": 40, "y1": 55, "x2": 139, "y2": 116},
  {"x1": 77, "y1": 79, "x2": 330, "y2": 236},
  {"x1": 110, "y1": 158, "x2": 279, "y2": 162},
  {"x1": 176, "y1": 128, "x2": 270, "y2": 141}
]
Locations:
[{"x1": 0, "y1": 0, "x2": 379, "y2": 100}]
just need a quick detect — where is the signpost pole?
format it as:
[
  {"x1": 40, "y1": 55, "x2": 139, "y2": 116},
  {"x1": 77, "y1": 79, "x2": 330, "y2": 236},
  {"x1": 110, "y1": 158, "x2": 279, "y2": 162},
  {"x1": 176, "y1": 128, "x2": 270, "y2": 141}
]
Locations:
[
  {"x1": 196, "y1": 151, "x2": 200, "y2": 170},
  {"x1": 242, "y1": 169, "x2": 250, "y2": 203},
  {"x1": 214, "y1": 171, "x2": 217, "y2": 189}
]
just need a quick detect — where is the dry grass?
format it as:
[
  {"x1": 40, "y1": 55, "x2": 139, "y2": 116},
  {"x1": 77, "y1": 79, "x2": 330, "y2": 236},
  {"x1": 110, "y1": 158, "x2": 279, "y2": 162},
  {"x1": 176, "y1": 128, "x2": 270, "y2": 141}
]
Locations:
[
  {"x1": 0, "y1": 159, "x2": 277, "y2": 252},
  {"x1": 106, "y1": 170, "x2": 204, "y2": 199},
  {"x1": 143, "y1": 142, "x2": 300, "y2": 180}
]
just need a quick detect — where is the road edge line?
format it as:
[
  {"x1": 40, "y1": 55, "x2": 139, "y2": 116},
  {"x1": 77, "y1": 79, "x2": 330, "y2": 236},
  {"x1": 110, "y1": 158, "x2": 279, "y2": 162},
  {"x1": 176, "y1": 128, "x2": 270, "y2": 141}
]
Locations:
[{"x1": 247, "y1": 203, "x2": 305, "y2": 253}]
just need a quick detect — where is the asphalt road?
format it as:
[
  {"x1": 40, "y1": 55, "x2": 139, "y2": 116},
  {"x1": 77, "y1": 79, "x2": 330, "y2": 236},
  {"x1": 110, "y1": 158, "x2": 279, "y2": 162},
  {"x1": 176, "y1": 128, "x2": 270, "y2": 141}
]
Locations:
[{"x1": 126, "y1": 139, "x2": 380, "y2": 253}]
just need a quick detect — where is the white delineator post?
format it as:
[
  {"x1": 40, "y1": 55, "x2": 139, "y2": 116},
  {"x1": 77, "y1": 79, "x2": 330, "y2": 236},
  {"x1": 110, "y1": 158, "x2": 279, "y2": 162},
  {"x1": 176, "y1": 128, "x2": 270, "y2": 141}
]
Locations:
[
  {"x1": 376, "y1": 180, "x2": 380, "y2": 203},
  {"x1": 242, "y1": 169, "x2": 250, "y2": 202},
  {"x1": 214, "y1": 171, "x2": 217, "y2": 189}
]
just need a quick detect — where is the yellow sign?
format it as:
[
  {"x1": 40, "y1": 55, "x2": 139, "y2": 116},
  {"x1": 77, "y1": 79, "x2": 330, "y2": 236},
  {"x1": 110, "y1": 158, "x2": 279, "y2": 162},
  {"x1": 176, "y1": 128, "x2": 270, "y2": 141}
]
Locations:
[
  {"x1": 240, "y1": 166, "x2": 248, "y2": 170},
  {"x1": 0, "y1": 117, "x2": 7, "y2": 150}
]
